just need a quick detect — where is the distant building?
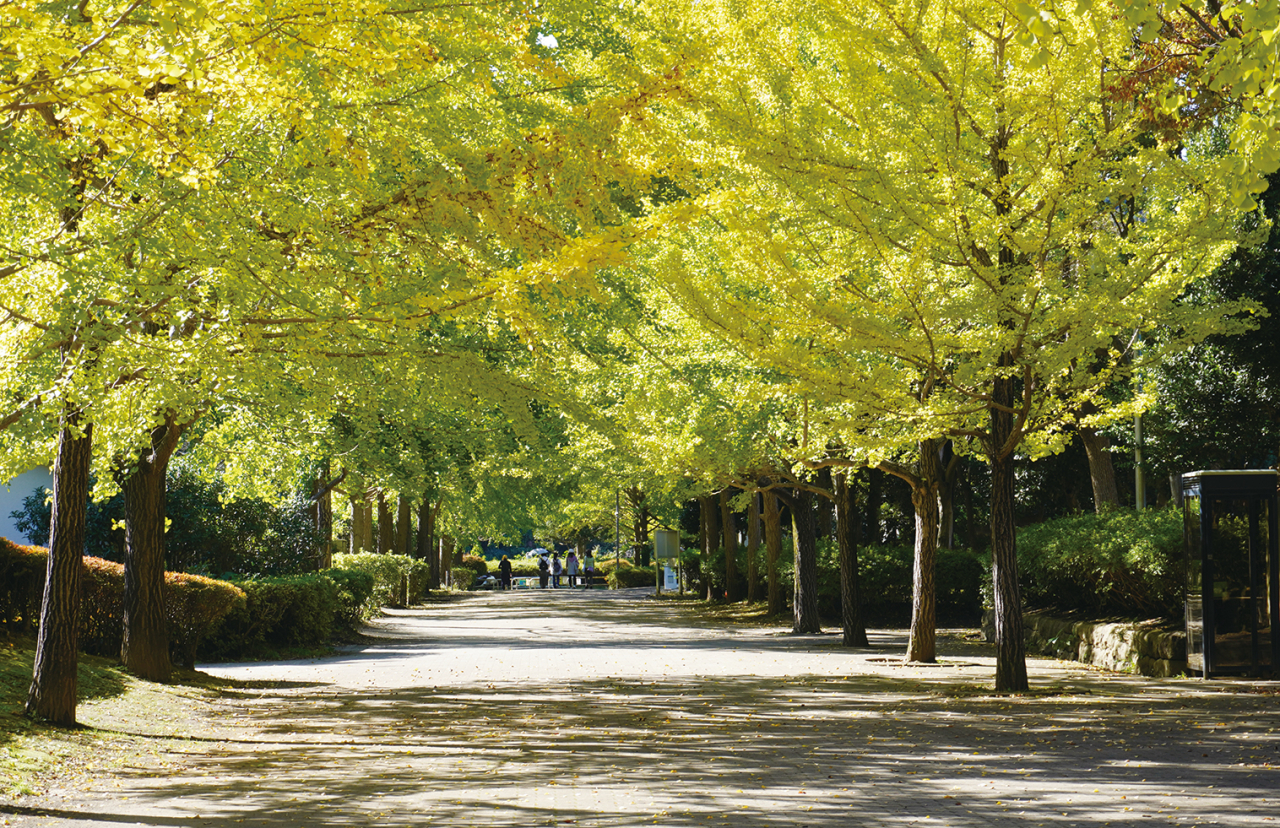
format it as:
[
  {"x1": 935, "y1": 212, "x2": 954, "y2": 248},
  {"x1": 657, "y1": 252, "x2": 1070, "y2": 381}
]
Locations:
[{"x1": 0, "y1": 467, "x2": 51, "y2": 543}]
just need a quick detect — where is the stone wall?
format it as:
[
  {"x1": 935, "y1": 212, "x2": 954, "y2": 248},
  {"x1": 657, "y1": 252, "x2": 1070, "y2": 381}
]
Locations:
[{"x1": 982, "y1": 610, "x2": 1187, "y2": 677}]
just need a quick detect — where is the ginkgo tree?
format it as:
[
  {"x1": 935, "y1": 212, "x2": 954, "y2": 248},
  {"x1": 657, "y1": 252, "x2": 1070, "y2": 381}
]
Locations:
[
  {"x1": 3, "y1": 0, "x2": 667, "y2": 721},
  {"x1": 610, "y1": 0, "x2": 1256, "y2": 690}
]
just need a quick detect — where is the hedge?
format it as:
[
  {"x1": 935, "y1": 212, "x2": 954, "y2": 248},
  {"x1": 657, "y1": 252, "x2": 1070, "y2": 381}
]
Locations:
[
  {"x1": 331, "y1": 552, "x2": 429, "y2": 609},
  {"x1": 597, "y1": 557, "x2": 657, "y2": 588},
  {"x1": 1016, "y1": 507, "x2": 1185, "y2": 618},
  {"x1": 201, "y1": 572, "x2": 357, "y2": 661},
  {"x1": 0, "y1": 538, "x2": 246, "y2": 667}
]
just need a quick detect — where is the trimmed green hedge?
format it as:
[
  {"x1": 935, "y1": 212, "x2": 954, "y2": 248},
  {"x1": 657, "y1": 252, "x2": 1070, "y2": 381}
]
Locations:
[
  {"x1": 1016, "y1": 507, "x2": 1185, "y2": 618},
  {"x1": 598, "y1": 557, "x2": 656, "y2": 588},
  {"x1": 200, "y1": 568, "x2": 374, "y2": 661},
  {"x1": 332, "y1": 552, "x2": 429, "y2": 609},
  {"x1": 449, "y1": 566, "x2": 479, "y2": 589}
]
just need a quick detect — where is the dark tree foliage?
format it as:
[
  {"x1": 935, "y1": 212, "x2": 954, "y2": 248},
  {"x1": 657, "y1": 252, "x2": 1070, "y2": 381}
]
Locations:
[
  {"x1": 1141, "y1": 170, "x2": 1280, "y2": 482},
  {"x1": 11, "y1": 470, "x2": 318, "y2": 577}
]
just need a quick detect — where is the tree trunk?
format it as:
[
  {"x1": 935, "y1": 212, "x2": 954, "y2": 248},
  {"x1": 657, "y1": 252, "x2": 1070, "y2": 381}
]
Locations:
[
  {"x1": 866, "y1": 466, "x2": 883, "y2": 545},
  {"x1": 763, "y1": 491, "x2": 784, "y2": 616},
  {"x1": 26, "y1": 416, "x2": 92, "y2": 725},
  {"x1": 720, "y1": 489, "x2": 738, "y2": 601},
  {"x1": 746, "y1": 492, "x2": 761, "y2": 603},
  {"x1": 816, "y1": 467, "x2": 834, "y2": 542},
  {"x1": 835, "y1": 472, "x2": 869, "y2": 647},
  {"x1": 118, "y1": 418, "x2": 186, "y2": 683},
  {"x1": 905, "y1": 441, "x2": 941, "y2": 664},
  {"x1": 962, "y1": 471, "x2": 978, "y2": 551},
  {"x1": 396, "y1": 495, "x2": 411, "y2": 555},
  {"x1": 790, "y1": 487, "x2": 822, "y2": 634},
  {"x1": 424, "y1": 494, "x2": 441, "y2": 589},
  {"x1": 1080, "y1": 426, "x2": 1121, "y2": 512},
  {"x1": 377, "y1": 492, "x2": 393, "y2": 555},
  {"x1": 939, "y1": 446, "x2": 961, "y2": 550},
  {"x1": 699, "y1": 495, "x2": 719, "y2": 600},
  {"x1": 441, "y1": 535, "x2": 455, "y2": 586},
  {"x1": 349, "y1": 496, "x2": 362, "y2": 554},
  {"x1": 312, "y1": 461, "x2": 338, "y2": 569},
  {"x1": 990, "y1": 368, "x2": 1029, "y2": 692}
]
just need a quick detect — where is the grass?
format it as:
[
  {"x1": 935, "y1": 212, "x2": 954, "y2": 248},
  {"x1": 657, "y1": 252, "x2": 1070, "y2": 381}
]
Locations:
[
  {"x1": 0, "y1": 635, "x2": 234, "y2": 800},
  {"x1": 1, "y1": 637, "x2": 126, "y2": 797}
]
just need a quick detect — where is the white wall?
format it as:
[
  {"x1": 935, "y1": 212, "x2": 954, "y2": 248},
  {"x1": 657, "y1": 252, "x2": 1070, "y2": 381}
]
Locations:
[{"x1": 0, "y1": 467, "x2": 52, "y2": 542}]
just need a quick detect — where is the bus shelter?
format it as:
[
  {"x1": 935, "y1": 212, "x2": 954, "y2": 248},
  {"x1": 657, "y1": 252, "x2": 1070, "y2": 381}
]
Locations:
[{"x1": 1182, "y1": 470, "x2": 1279, "y2": 677}]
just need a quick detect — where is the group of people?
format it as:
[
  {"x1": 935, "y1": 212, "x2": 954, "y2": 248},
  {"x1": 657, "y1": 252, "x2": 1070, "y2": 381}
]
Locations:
[{"x1": 495, "y1": 551, "x2": 594, "y2": 590}]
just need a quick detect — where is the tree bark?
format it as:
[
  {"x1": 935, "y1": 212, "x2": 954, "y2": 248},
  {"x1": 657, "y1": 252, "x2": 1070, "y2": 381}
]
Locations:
[
  {"x1": 720, "y1": 489, "x2": 738, "y2": 601},
  {"x1": 746, "y1": 492, "x2": 761, "y2": 603},
  {"x1": 349, "y1": 496, "x2": 362, "y2": 554},
  {"x1": 699, "y1": 494, "x2": 719, "y2": 600},
  {"x1": 990, "y1": 365, "x2": 1029, "y2": 692},
  {"x1": 763, "y1": 491, "x2": 784, "y2": 616},
  {"x1": 835, "y1": 472, "x2": 869, "y2": 647},
  {"x1": 904, "y1": 441, "x2": 941, "y2": 664},
  {"x1": 377, "y1": 492, "x2": 393, "y2": 555},
  {"x1": 311, "y1": 461, "x2": 343, "y2": 569},
  {"x1": 396, "y1": 495, "x2": 411, "y2": 555},
  {"x1": 939, "y1": 445, "x2": 961, "y2": 549},
  {"x1": 1080, "y1": 426, "x2": 1121, "y2": 512},
  {"x1": 789, "y1": 487, "x2": 822, "y2": 634},
  {"x1": 26, "y1": 415, "x2": 92, "y2": 725},
  {"x1": 118, "y1": 417, "x2": 186, "y2": 683},
  {"x1": 361, "y1": 500, "x2": 374, "y2": 552}
]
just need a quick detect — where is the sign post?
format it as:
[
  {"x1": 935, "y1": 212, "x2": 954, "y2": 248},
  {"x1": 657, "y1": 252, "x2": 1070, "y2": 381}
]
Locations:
[{"x1": 655, "y1": 529, "x2": 679, "y2": 597}]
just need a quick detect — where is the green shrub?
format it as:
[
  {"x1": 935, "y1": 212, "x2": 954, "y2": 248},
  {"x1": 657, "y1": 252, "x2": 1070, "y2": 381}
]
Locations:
[
  {"x1": 852, "y1": 545, "x2": 912, "y2": 608},
  {"x1": 332, "y1": 552, "x2": 430, "y2": 609},
  {"x1": 166, "y1": 572, "x2": 247, "y2": 669},
  {"x1": 323, "y1": 567, "x2": 376, "y2": 626},
  {"x1": 598, "y1": 557, "x2": 656, "y2": 588},
  {"x1": 9, "y1": 468, "x2": 320, "y2": 576},
  {"x1": 450, "y1": 566, "x2": 479, "y2": 589},
  {"x1": 203, "y1": 574, "x2": 339, "y2": 660},
  {"x1": 459, "y1": 554, "x2": 489, "y2": 579},
  {"x1": 1017, "y1": 507, "x2": 1185, "y2": 618}
]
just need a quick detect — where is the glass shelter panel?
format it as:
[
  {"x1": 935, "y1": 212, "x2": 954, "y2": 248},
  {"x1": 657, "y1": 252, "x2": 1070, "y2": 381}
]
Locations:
[
  {"x1": 1181, "y1": 470, "x2": 1280, "y2": 677},
  {"x1": 1184, "y1": 495, "x2": 1204, "y2": 673},
  {"x1": 1206, "y1": 498, "x2": 1272, "y2": 671}
]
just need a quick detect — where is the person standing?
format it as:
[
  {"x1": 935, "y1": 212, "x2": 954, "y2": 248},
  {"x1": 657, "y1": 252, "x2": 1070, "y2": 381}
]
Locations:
[
  {"x1": 565, "y1": 550, "x2": 580, "y2": 587},
  {"x1": 583, "y1": 549, "x2": 595, "y2": 587},
  {"x1": 551, "y1": 552, "x2": 562, "y2": 588},
  {"x1": 498, "y1": 555, "x2": 513, "y2": 590},
  {"x1": 538, "y1": 554, "x2": 550, "y2": 588}
]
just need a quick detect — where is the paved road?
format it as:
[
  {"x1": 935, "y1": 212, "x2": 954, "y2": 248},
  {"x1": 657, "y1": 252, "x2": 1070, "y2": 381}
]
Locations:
[{"x1": 5, "y1": 588, "x2": 1280, "y2": 827}]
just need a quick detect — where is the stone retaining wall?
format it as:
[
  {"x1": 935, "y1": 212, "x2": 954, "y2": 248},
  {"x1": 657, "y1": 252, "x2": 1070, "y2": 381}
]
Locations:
[{"x1": 982, "y1": 610, "x2": 1187, "y2": 677}]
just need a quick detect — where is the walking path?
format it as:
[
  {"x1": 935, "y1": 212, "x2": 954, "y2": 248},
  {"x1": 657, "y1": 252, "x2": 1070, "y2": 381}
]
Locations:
[{"x1": 5, "y1": 588, "x2": 1279, "y2": 827}]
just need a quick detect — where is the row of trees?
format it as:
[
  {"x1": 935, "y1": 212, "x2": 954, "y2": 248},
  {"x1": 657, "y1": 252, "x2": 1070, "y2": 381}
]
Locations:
[{"x1": 6, "y1": 0, "x2": 1280, "y2": 724}]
